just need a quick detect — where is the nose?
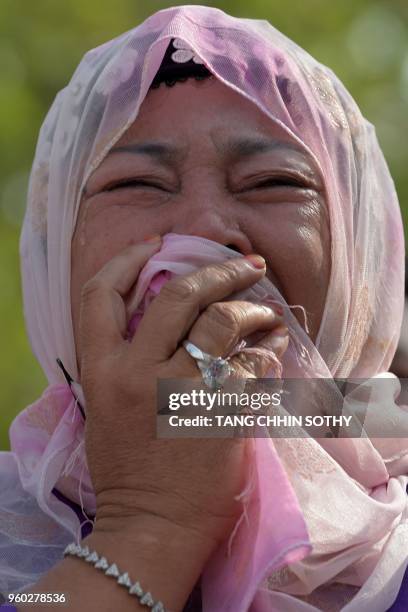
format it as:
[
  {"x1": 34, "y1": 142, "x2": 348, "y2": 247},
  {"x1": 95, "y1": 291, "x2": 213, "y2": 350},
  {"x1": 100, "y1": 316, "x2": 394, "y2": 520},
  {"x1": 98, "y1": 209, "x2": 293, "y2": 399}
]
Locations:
[{"x1": 172, "y1": 200, "x2": 253, "y2": 256}]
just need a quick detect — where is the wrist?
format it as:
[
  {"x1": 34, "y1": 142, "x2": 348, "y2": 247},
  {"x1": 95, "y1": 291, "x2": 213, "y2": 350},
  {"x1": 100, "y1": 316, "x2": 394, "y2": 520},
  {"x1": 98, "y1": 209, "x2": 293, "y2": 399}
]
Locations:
[
  {"x1": 85, "y1": 513, "x2": 213, "y2": 611},
  {"x1": 92, "y1": 510, "x2": 215, "y2": 566},
  {"x1": 94, "y1": 487, "x2": 223, "y2": 559}
]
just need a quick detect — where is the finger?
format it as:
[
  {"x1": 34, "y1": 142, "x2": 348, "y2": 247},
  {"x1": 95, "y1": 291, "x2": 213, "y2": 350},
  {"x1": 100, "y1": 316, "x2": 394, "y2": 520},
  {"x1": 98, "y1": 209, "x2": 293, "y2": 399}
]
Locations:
[
  {"x1": 78, "y1": 238, "x2": 162, "y2": 360},
  {"x1": 170, "y1": 301, "x2": 283, "y2": 372},
  {"x1": 132, "y1": 254, "x2": 267, "y2": 362},
  {"x1": 230, "y1": 326, "x2": 289, "y2": 378}
]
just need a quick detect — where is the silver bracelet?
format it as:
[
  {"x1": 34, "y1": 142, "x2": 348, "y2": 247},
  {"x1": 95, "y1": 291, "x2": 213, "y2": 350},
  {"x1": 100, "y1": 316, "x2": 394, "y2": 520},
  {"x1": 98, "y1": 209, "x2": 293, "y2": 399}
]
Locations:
[{"x1": 63, "y1": 542, "x2": 166, "y2": 611}]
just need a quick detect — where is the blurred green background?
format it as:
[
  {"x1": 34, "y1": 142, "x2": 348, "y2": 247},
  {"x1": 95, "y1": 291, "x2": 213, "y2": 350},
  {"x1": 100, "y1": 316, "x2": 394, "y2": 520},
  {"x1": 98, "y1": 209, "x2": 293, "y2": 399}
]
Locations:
[{"x1": 1, "y1": 0, "x2": 407, "y2": 450}]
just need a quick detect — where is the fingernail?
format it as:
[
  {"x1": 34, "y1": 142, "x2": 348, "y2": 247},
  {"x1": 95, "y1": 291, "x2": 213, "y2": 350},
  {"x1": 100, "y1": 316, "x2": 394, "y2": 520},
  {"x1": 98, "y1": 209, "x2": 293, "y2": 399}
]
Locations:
[
  {"x1": 273, "y1": 304, "x2": 284, "y2": 316},
  {"x1": 244, "y1": 254, "x2": 266, "y2": 269},
  {"x1": 143, "y1": 234, "x2": 161, "y2": 243},
  {"x1": 274, "y1": 325, "x2": 288, "y2": 336}
]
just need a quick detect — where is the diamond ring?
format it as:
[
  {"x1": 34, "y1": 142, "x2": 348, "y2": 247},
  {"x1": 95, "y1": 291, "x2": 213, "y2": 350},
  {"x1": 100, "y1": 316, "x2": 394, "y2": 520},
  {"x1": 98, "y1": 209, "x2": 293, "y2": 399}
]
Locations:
[{"x1": 182, "y1": 340, "x2": 233, "y2": 390}]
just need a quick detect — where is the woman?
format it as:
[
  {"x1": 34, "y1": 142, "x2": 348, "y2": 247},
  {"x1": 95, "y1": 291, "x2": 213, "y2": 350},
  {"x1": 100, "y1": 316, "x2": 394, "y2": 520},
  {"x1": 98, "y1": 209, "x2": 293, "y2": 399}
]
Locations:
[{"x1": 0, "y1": 5, "x2": 407, "y2": 611}]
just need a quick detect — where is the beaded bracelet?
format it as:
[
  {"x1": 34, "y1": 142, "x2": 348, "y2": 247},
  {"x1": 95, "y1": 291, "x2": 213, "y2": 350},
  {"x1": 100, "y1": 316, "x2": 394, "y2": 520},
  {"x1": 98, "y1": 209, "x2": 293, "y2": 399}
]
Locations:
[{"x1": 63, "y1": 542, "x2": 166, "y2": 611}]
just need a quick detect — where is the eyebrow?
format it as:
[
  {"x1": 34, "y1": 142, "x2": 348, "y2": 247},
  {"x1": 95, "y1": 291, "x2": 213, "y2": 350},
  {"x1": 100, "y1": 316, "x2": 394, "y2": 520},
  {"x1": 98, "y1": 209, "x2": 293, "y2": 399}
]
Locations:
[
  {"x1": 106, "y1": 136, "x2": 306, "y2": 165},
  {"x1": 215, "y1": 136, "x2": 304, "y2": 159},
  {"x1": 107, "y1": 141, "x2": 183, "y2": 166}
]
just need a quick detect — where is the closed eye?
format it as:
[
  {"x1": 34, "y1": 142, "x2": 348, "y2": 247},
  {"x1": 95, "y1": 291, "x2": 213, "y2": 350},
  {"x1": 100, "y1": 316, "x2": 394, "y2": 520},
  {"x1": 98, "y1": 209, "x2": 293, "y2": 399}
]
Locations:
[
  {"x1": 247, "y1": 176, "x2": 308, "y2": 190},
  {"x1": 104, "y1": 179, "x2": 167, "y2": 192}
]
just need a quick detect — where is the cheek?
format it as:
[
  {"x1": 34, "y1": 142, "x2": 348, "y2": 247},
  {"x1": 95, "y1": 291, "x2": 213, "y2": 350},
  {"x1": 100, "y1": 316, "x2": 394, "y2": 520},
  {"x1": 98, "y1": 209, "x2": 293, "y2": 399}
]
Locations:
[
  {"x1": 276, "y1": 224, "x2": 328, "y2": 300},
  {"x1": 70, "y1": 200, "x2": 167, "y2": 333},
  {"x1": 78, "y1": 199, "x2": 169, "y2": 253},
  {"x1": 249, "y1": 196, "x2": 330, "y2": 339},
  {"x1": 70, "y1": 206, "x2": 134, "y2": 350},
  {"x1": 290, "y1": 206, "x2": 330, "y2": 337},
  {"x1": 72, "y1": 202, "x2": 150, "y2": 285}
]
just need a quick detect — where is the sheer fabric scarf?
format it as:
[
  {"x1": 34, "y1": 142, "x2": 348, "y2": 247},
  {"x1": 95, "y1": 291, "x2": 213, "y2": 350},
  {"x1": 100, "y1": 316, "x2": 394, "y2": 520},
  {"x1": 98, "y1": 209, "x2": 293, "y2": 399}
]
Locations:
[{"x1": 0, "y1": 6, "x2": 406, "y2": 611}]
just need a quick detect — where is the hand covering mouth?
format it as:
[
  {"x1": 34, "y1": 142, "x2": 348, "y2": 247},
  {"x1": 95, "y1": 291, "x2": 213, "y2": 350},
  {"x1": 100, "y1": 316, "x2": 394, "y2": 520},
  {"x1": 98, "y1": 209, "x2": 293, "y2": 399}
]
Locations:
[
  {"x1": 124, "y1": 238, "x2": 287, "y2": 344},
  {"x1": 123, "y1": 235, "x2": 285, "y2": 343}
]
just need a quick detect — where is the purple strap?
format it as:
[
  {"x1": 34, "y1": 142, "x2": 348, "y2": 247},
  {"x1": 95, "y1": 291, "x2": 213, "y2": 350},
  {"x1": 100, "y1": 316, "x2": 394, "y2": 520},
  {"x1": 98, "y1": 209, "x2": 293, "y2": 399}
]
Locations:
[{"x1": 51, "y1": 487, "x2": 94, "y2": 538}]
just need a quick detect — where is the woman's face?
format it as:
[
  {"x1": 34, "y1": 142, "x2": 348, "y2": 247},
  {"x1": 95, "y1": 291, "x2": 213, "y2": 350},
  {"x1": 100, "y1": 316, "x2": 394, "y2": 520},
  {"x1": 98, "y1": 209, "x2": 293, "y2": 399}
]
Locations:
[{"x1": 71, "y1": 78, "x2": 330, "y2": 368}]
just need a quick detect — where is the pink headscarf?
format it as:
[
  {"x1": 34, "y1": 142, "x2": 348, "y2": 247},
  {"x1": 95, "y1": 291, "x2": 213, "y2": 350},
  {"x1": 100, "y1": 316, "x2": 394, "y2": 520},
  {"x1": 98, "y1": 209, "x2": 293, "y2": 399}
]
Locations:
[{"x1": 1, "y1": 5, "x2": 407, "y2": 611}]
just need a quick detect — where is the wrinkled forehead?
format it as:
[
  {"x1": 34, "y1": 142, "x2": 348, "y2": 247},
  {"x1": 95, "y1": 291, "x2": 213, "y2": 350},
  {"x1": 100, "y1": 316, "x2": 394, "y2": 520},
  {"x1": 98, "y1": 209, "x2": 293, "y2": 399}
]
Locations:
[
  {"x1": 81, "y1": 75, "x2": 325, "y2": 197},
  {"x1": 79, "y1": 67, "x2": 334, "y2": 222}
]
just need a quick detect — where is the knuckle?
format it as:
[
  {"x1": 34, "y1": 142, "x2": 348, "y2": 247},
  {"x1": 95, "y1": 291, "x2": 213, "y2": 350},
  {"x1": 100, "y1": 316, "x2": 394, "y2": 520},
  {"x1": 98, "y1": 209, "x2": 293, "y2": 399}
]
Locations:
[
  {"x1": 255, "y1": 352, "x2": 273, "y2": 375},
  {"x1": 206, "y1": 303, "x2": 240, "y2": 333},
  {"x1": 234, "y1": 351, "x2": 253, "y2": 373},
  {"x1": 213, "y1": 261, "x2": 241, "y2": 285},
  {"x1": 81, "y1": 277, "x2": 107, "y2": 302},
  {"x1": 159, "y1": 277, "x2": 197, "y2": 302},
  {"x1": 234, "y1": 349, "x2": 271, "y2": 378}
]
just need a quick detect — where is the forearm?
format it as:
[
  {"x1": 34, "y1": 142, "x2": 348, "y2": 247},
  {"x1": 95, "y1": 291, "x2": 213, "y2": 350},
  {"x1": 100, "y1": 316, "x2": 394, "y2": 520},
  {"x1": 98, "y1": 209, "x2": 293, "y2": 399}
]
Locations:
[{"x1": 16, "y1": 516, "x2": 212, "y2": 612}]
